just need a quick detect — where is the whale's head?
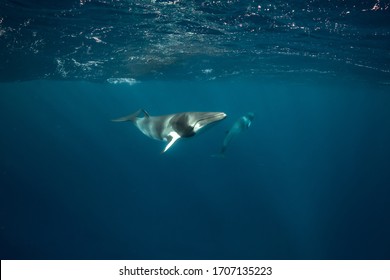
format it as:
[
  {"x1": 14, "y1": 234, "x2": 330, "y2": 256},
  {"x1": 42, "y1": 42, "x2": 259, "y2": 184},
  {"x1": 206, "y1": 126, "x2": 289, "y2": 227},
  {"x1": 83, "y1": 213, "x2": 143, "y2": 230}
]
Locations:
[
  {"x1": 171, "y1": 112, "x2": 227, "y2": 138},
  {"x1": 242, "y1": 112, "x2": 254, "y2": 129},
  {"x1": 246, "y1": 112, "x2": 255, "y2": 121}
]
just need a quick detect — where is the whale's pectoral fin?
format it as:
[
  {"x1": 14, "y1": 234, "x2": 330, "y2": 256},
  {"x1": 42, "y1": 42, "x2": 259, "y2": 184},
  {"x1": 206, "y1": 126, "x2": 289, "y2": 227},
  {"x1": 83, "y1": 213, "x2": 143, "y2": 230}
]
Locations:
[
  {"x1": 162, "y1": 132, "x2": 181, "y2": 153},
  {"x1": 112, "y1": 109, "x2": 142, "y2": 122}
]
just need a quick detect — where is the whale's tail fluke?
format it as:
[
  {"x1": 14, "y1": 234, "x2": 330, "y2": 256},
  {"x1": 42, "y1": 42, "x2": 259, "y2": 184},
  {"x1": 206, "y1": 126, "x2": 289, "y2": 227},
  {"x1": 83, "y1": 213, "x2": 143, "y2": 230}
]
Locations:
[
  {"x1": 211, "y1": 147, "x2": 227, "y2": 158},
  {"x1": 211, "y1": 153, "x2": 226, "y2": 159},
  {"x1": 111, "y1": 109, "x2": 143, "y2": 123}
]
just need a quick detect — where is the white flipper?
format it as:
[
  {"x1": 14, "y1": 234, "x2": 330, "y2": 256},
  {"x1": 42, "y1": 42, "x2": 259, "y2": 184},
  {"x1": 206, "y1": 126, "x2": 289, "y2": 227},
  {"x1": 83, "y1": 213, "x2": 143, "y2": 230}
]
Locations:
[{"x1": 162, "y1": 131, "x2": 181, "y2": 153}]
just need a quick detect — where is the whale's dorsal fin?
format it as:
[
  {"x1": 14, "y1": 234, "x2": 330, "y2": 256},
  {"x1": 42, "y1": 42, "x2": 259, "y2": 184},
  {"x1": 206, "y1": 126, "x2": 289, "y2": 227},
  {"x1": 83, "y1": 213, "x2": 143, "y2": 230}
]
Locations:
[
  {"x1": 112, "y1": 109, "x2": 142, "y2": 123},
  {"x1": 162, "y1": 131, "x2": 181, "y2": 153},
  {"x1": 142, "y1": 109, "x2": 150, "y2": 118}
]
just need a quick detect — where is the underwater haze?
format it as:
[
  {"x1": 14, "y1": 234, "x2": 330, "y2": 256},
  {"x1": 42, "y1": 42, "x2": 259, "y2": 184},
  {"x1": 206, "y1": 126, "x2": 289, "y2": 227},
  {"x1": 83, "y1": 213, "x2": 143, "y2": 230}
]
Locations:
[{"x1": 1, "y1": 0, "x2": 390, "y2": 259}]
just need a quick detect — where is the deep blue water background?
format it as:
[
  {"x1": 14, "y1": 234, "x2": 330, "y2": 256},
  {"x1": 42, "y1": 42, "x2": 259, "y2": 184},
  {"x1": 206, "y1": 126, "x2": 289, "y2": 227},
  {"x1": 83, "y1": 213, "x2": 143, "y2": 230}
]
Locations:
[
  {"x1": 1, "y1": 80, "x2": 390, "y2": 259},
  {"x1": 1, "y1": 0, "x2": 390, "y2": 259}
]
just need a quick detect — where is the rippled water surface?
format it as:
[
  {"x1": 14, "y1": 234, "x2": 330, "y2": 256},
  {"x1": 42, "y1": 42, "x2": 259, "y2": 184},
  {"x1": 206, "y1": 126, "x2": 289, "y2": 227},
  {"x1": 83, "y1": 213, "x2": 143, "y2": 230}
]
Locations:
[{"x1": 1, "y1": 0, "x2": 389, "y2": 82}]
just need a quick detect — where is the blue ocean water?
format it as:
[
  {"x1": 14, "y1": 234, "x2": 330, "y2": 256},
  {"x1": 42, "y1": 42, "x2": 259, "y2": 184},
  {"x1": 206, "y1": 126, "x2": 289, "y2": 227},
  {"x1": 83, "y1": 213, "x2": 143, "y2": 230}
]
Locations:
[{"x1": 1, "y1": 0, "x2": 390, "y2": 260}]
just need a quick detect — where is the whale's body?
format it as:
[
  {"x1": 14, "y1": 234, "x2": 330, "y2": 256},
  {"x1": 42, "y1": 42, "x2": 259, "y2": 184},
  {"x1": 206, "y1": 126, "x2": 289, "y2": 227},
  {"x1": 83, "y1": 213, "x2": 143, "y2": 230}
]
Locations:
[
  {"x1": 218, "y1": 112, "x2": 254, "y2": 155},
  {"x1": 113, "y1": 109, "x2": 227, "y2": 153}
]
